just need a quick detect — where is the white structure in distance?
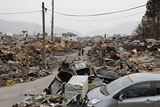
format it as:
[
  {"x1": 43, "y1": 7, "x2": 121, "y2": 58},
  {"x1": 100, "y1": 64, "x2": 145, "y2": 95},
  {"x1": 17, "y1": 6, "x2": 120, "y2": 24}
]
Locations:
[{"x1": 62, "y1": 32, "x2": 77, "y2": 41}]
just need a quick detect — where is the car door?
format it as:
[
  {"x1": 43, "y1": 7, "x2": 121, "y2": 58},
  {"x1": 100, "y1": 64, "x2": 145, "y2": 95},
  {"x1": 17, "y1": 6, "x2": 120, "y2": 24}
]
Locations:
[
  {"x1": 118, "y1": 82, "x2": 154, "y2": 107},
  {"x1": 153, "y1": 81, "x2": 160, "y2": 107}
]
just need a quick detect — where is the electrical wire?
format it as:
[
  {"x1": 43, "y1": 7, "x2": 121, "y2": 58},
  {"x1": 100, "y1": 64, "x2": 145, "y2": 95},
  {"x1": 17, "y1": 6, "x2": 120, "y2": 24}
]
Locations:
[
  {"x1": 48, "y1": 4, "x2": 146, "y2": 17},
  {"x1": 47, "y1": 12, "x2": 144, "y2": 22},
  {"x1": 0, "y1": 4, "x2": 146, "y2": 16},
  {"x1": 0, "y1": 10, "x2": 41, "y2": 15}
]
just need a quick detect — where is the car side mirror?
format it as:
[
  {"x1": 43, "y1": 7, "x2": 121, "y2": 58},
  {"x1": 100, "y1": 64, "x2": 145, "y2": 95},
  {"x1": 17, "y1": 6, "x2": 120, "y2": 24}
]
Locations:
[{"x1": 119, "y1": 94, "x2": 124, "y2": 101}]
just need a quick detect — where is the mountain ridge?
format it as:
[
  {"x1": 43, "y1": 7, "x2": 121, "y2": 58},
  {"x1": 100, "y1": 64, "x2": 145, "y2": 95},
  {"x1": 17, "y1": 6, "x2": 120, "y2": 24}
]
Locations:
[
  {"x1": 86, "y1": 21, "x2": 140, "y2": 36},
  {"x1": 0, "y1": 19, "x2": 81, "y2": 36},
  {"x1": 0, "y1": 19, "x2": 139, "y2": 37}
]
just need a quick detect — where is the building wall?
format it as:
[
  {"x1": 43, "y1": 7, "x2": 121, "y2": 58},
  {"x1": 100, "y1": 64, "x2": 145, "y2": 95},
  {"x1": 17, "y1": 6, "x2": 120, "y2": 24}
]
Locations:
[
  {"x1": 22, "y1": 32, "x2": 28, "y2": 38},
  {"x1": 62, "y1": 35, "x2": 77, "y2": 41},
  {"x1": 71, "y1": 36, "x2": 77, "y2": 41},
  {"x1": 6, "y1": 32, "x2": 13, "y2": 36},
  {"x1": 55, "y1": 33, "x2": 62, "y2": 38}
]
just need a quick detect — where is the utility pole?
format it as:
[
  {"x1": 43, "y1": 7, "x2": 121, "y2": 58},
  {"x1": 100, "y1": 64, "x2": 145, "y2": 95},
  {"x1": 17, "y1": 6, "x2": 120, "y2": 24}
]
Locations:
[
  {"x1": 51, "y1": 0, "x2": 54, "y2": 41},
  {"x1": 42, "y1": 2, "x2": 46, "y2": 68}
]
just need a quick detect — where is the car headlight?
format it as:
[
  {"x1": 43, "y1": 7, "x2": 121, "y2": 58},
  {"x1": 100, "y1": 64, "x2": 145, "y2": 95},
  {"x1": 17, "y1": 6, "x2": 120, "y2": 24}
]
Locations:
[{"x1": 87, "y1": 98, "x2": 101, "y2": 106}]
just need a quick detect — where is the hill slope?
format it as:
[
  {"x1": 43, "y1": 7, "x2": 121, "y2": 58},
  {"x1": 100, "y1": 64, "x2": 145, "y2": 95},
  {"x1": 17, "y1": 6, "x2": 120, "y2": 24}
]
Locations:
[
  {"x1": 0, "y1": 19, "x2": 81, "y2": 35},
  {"x1": 87, "y1": 21, "x2": 139, "y2": 36}
]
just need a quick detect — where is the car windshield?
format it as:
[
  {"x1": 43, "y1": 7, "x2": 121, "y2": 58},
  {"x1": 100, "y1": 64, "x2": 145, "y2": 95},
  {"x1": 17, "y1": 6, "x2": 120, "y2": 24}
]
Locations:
[{"x1": 106, "y1": 76, "x2": 132, "y2": 94}]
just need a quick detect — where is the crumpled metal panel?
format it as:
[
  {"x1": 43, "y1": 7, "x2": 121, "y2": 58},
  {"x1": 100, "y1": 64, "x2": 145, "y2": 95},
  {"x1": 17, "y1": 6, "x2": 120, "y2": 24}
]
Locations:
[{"x1": 49, "y1": 78, "x2": 62, "y2": 95}]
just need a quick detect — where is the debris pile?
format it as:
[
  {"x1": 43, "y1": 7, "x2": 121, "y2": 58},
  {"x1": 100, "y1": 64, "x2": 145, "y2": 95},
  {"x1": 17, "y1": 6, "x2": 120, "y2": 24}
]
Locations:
[
  {"x1": 88, "y1": 37, "x2": 160, "y2": 75},
  {"x1": 17, "y1": 58, "x2": 118, "y2": 107},
  {"x1": 15, "y1": 36, "x2": 160, "y2": 107},
  {"x1": 0, "y1": 36, "x2": 83, "y2": 87}
]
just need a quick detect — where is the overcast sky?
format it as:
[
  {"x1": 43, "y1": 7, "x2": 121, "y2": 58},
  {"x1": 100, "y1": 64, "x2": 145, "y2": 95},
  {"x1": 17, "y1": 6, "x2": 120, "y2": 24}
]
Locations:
[{"x1": 0, "y1": 0, "x2": 148, "y2": 34}]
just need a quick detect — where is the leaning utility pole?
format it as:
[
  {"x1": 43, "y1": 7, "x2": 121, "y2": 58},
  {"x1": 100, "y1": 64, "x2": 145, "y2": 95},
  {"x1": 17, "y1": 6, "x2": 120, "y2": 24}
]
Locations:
[
  {"x1": 51, "y1": 0, "x2": 54, "y2": 41},
  {"x1": 42, "y1": 2, "x2": 46, "y2": 68}
]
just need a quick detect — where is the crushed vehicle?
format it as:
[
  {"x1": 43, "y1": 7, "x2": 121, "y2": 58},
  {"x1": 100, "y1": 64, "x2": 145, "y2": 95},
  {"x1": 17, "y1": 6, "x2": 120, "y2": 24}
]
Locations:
[{"x1": 18, "y1": 57, "x2": 119, "y2": 107}]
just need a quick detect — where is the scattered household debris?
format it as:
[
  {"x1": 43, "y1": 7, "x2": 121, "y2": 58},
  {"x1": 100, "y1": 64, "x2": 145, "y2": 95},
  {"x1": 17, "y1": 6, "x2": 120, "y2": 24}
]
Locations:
[
  {"x1": 0, "y1": 36, "x2": 85, "y2": 87},
  {"x1": 18, "y1": 57, "x2": 118, "y2": 107},
  {"x1": 88, "y1": 37, "x2": 160, "y2": 75},
  {"x1": 13, "y1": 36, "x2": 160, "y2": 107}
]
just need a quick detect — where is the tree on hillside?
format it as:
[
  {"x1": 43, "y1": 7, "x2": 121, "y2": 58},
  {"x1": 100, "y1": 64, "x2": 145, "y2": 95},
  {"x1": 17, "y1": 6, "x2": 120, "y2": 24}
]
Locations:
[{"x1": 134, "y1": 0, "x2": 160, "y2": 39}]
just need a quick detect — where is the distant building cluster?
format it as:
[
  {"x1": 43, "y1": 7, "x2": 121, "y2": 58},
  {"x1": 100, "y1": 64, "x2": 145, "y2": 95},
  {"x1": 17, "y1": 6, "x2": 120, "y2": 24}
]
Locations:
[
  {"x1": 0, "y1": 32, "x2": 13, "y2": 37},
  {"x1": 0, "y1": 31, "x2": 80, "y2": 41}
]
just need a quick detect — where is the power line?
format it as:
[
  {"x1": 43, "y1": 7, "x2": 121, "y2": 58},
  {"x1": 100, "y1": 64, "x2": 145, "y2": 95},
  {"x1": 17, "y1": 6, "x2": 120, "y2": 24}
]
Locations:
[
  {"x1": 0, "y1": 4, "x2": 146, "y2": 16},
  {"x1": 48, "y1": 4, "x2": 146, "y2": 17},
  {"x1": 47, "y1": 12, "x2": 144, "y2": 22},
  {"x1": 0, "y1": 10, "x2": 41, "y2": 15}
]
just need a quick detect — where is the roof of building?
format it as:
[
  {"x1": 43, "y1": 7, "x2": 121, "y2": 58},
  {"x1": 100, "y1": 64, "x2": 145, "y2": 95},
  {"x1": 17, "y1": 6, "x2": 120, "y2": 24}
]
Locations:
[
  {"x1": 62, "y1": 32, "x2": 77, "y2": 37},
  {"x1": 22, "y1": 31, "x2": 28, "y2": 33}
]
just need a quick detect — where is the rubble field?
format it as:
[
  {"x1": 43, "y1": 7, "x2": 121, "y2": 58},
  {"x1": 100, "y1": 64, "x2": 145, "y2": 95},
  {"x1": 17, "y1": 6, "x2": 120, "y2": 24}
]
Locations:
[
  {"x1": 17, "y1": 57, "x2": 114, "y2": 107},
  {"x1": 0, "y1": 36, "x2": 84, "y2": 87},
  {"x1": 88, "y1": 37, "x2": 160, "y2": 75},
  {"x1": 13, "y1": 36, "x2": 160, "y2": 107}
]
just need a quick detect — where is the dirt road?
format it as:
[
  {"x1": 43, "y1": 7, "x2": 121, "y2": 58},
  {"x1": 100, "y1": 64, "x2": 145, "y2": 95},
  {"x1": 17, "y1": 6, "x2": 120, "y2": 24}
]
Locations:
[
  {"x1": 0, "y1": 47, "x2": 90, "y2": 107},
  {"x1": 55, "y1": 46, "x2": 90, "y2": 61}
]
